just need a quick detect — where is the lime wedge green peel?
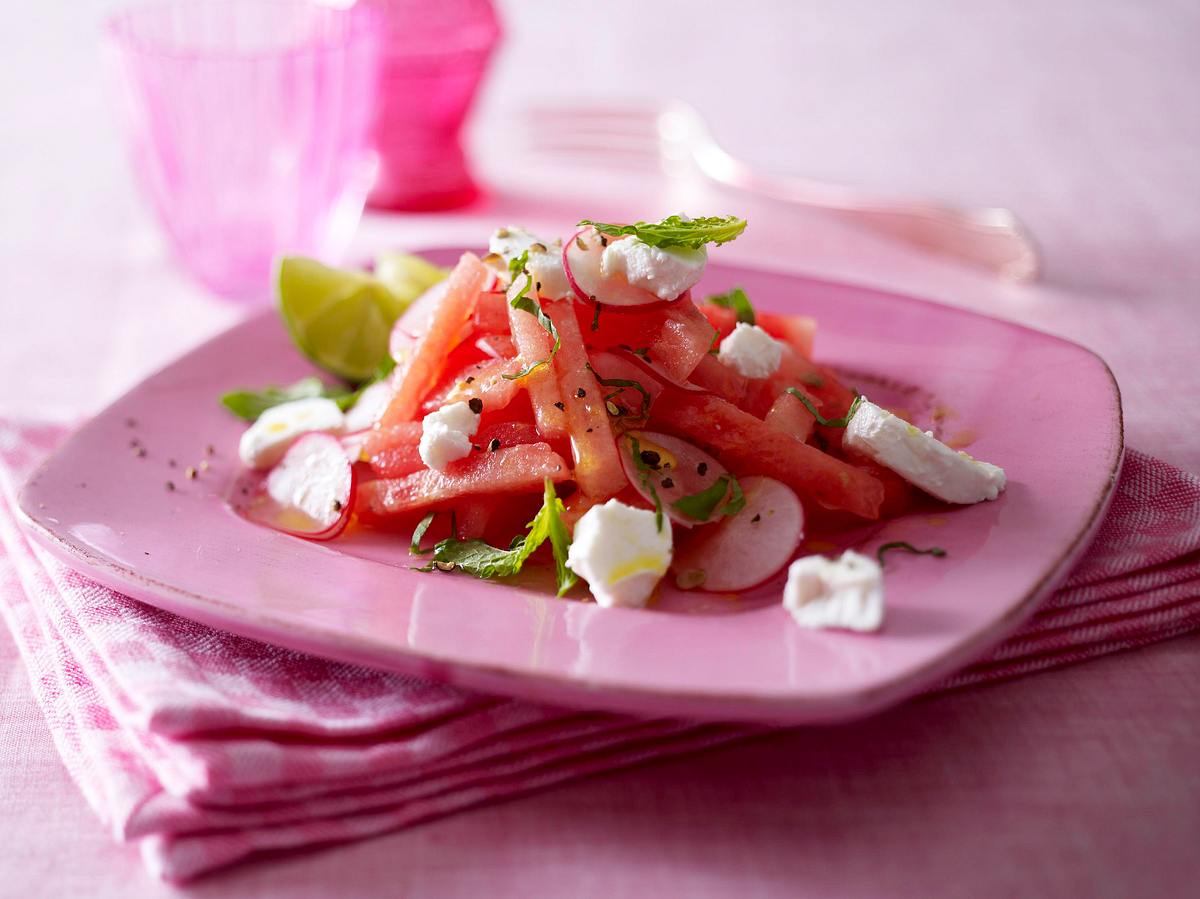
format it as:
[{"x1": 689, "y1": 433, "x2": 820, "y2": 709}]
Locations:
[
  {"x1": 374, "y1": 251, "x2": 448, "y2": 302},
  {"x1": 276, "y1": 254, "x2": 447, "y2": 383}
]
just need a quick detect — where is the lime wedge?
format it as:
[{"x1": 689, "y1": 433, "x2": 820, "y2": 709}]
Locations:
[
  {"x1": 374, "y1": 251, "x2": 448, "y2": 301},
  {"x1": 276, "y1": 255, "x2": 445, "y2": 383}
]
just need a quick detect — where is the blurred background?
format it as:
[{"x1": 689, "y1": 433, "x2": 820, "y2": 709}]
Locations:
[{"x1": 2, "y1": 0, "x2": 1197, "y2": 464}]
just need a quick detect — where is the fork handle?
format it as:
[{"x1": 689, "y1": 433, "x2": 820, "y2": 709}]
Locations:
[
  {"x1": 818, "y1": 201, "x2": 1040, "y2": 281},
  {"x1": 704, "y1": 151, "x2": 1040, "y2": 279}
]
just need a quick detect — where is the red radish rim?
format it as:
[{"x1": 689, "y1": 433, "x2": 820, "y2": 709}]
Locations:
[
  {"x1": 252, "y1": 435, "x2": 358, "y2": 542},
  {"x1": 673, "y1": 476, "x2": 805, "y2": 592},
  {"x1": 562, "y1": 227, "x2": 592, "y2": 303},
  {"x1": 298, "y1": 462, "x2": 356, "y2": 541},
  {"x1": 564, "y1": 228, "x2": 698, "y2": 306},
  {"x1": 340, "y1": 428, "x2": 370, "y2": 463},
  {"x1": 617, "y1": 430, "x2": 729, "y2": 528}
]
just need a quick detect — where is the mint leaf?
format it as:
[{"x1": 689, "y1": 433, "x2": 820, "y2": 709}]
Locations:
[
  {"x1": 585, "y1": 363, "x2": 651, "y2": 417},
  {"x1": 426, "y1": 479, "x2": 576, "y2": 594},
  {"x1": 502, "y1": 266, "x2": 561, "y2": 382},
  {"x1": 876, "y1": 541, "x2": 947, "y2": 566},
  {"x1": 723, "y1": 474, "x2": 746, "y2": 517},
  {"x1": 785, "y1": 389, "x2": 863, "y2": 428},
  {"x1": 221, "y1": 353, "x2": 397, "y2": 422},
  {"x1": 409, "y1": 512, "x2": 437, "y2": 555},
  {"x1": 627, "y1": 436, "x2": 665, "y2": 531},
  {"x1": 220, "y1": 376, "x2": 351, "y2": 422},
  {"x1": 671, "y1": 473, "x2": 745, "y2": 522},
  {"x1": 507, "y1": 249, "x2": 530, "y2": 280},
  {"x1": 428, "y1": 538, "x2": 534, "y2": 579},
  {"x1": 578, "y1": 215, "x2": 747, "y2": 250},
  {"x1": 539, "y1": 479, "x2": 578, "y2": 595},
  {"x1": 705, "y1": 287, "x2": 756, "y2": 325}
]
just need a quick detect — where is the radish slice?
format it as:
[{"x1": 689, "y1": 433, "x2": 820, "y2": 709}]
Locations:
[
  {"x1": 246, "y1": 433, "x2": 355, "y2": 540},
  {"x1": 343, "y1": 380, "x2": 394, "y2": 433},
  {"x1": 618, "y1": 431, "x2": 728, "y2": 527},
  {"x1": 671, "y1": 476, "x2": 804, "y2": 591},
  {"x1": 340, "y1": 428, "x2": 369, "y2": 463},
  {"x1": 563, "y1": 228, "x2": 662, "y2": 307}
]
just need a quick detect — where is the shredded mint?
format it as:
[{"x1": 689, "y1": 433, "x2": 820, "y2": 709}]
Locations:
[
  {"x1": 705, "y1": 287, "x2": 756, "y2": 325},
  {"x1": 876, "y1": 541, "x2": 947, "y2": 566},
  {"x1": 628, "y1": 436, "x2": 665, "y2": 532},
  {"x1": 421, "y1": 479, "x2": 577, "y2": 595},
  {"x1": 724, "y1": 475, "x2": 747, "y2": 516},
  {"x1": 671, "y1": 473, "x2": 746, "y2": 522},
  {"x1": 409, "y1": 512, "x2": 437, "y2": 555},
  {"x1": 785, "y1": 389, "x2": 863, "y2": 428},
  {"x1": 221, "y1": 377, "x2": 349, "y2": 422},
  {"x1": 507, "y1": 249, "x2": 529, "y2": 280},
  {"x1": 221, "y1": 354, "x2": 396, "y2": 422},
  {"x1": 585, "y1": 364, "x2": 651, "y2": 417},
  {"x1": 578, "y1": 215, "x2": 747, "y2": 250},
  {"x1": 502, "y1": 257, "x2": 561, "y2": 382}
]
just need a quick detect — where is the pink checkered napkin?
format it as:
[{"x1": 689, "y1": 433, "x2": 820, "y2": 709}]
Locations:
[{"x1": 1, "y1": 420, "x2": 1199, "y2": 883}]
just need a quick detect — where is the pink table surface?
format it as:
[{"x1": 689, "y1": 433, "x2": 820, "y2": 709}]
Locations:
[{"x1": 2, "y1": 1, "x2": 1198, "y2": 896}]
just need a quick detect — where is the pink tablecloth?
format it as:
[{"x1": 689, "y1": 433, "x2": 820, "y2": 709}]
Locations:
[{"x1": 2, "y1": 1, "x2": 1198, "y2": 896}]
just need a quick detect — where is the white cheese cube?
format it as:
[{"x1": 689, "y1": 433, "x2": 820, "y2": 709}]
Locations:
[
  {"x1": 845, "y1": 398, "x2": 1006, "y2": 504},
  {"x1": 566, "y1": 500, "x2": 673, "y2": 608},
  {"x1": 238, "y1": 397, "x2": 345, "y2": 471},
  {"x1": 784, "y1": 550, "x2": 884, "y2": 632},
  {"x1": 717, "y1": 322, "x2": 783, "y2": 379},
  {"x1": 599, "y1": 237, "x2": 707, "y2": 300},
  {"x1": 418, "y1": 401, "x2": 481, "y2": 471},
  {"x1": 489, "y1": 225, "x2": 572, "y2": 300}
]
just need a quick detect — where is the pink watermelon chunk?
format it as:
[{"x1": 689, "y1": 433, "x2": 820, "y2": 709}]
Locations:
[
  {"x1": 421, "y1": 356, "x2": 524, "y2": 415},
  {"x1": 364, "y1": 422, "x2": 423, "y2": 479},
  {"x1": 573, "y1": 294, "x2": 715, "y2": 383},
  {"x1": 544, "y1": 299, "x2": 628, "y2": 500},
  {"x1": 649, "y1": 386, "x2": 884, "y2": 519},
  {"x1": 507, "y1": 286, "x2": 569, "y2": 440},
  {"x1": 381, "y1": 253, "x2": 489, "y2": 427},
  {"x1": 360, "y1": 443, "x2": 570, "y2": 518},
  {"x1": 764, "y1": 389, "x2": 817, "y2": 444}
]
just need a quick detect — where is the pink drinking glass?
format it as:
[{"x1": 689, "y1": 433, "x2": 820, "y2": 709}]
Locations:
[
  {"x1": 106, "y1": 1, "x2": 383, "y2": 303},
  {"x1": 363, "y1": 0, "x2": 500, "y2": 211}
]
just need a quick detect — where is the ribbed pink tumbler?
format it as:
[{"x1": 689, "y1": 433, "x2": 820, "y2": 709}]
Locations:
[
  {"x1": 364, "y1": 0, "x2": 500, "y2": 211},
  {"x1": 106, "y1": 1, "x2": 382, "y2": 302}
]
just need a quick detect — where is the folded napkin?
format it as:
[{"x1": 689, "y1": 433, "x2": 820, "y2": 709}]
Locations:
[{"x1": 2, "y1": 419, "x2": 1198, "y2": 882}]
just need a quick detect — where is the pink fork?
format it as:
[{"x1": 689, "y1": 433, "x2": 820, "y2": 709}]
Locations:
[{"x1": 527, "y1": 101, "x2": 1040, "y2": 281}]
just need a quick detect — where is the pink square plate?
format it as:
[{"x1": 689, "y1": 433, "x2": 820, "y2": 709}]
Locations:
[{"x1": 17, "y1": 251, "x2": 1123, "y2": 724}]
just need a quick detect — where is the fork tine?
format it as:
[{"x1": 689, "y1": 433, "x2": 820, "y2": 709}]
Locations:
[
  {"x1": 524, "y1": 147, "x2": 662, "y2": 172},
  {"x1": 528, "y1": 135, "x2": 660, "y2": 154},
  {"x1": 523, "y1": 103, "x2": 664, "y2": 162},
  {"x1": 523, "y1": 105, "x2": 661, "y2": 140},
  {"x1": 524, "y1": 104, "x2": 660, "y2": 123},
  {"x1": 525, "y1": 124, "x2": 660, "y2": 145}
]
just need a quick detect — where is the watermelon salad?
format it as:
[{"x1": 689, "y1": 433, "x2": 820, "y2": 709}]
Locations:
[{"x1": 223, "y1": 215, "x2": 1007, "y2": 631}]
